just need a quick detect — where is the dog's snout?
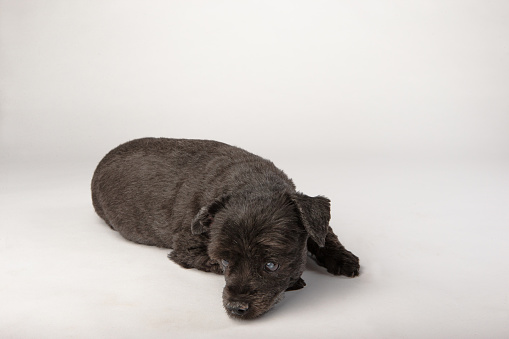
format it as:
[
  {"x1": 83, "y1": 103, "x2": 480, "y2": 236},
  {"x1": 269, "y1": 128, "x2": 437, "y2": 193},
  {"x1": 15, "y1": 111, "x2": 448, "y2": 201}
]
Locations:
[
  {"x1": 226, "y1": 301, "x2": 249, "y2": 316},
  {"x1": 227, "y1": 284, "x2": 243, "y2": 295}
]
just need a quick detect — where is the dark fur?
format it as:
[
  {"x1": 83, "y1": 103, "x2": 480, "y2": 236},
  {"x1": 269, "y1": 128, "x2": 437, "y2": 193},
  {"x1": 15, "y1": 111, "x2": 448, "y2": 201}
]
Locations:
[{"x1": 91, "y1": 138, "x2": 360, "y2": 319}]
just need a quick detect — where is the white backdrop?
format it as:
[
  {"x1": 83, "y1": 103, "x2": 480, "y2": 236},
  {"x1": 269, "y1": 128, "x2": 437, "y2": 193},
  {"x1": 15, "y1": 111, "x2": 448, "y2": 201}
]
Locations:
[{"x1": 1, "y1": 1, "x2": 508, "y2": 338}]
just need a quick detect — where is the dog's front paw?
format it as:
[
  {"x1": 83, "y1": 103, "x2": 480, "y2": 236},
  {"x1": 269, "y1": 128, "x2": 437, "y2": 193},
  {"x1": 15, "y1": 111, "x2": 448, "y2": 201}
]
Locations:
[
  {"x1": 168, "y1": 249, "x2": 223, "y2": 274},
  {"x1": 320, "y1": 250, "x2": 360, "y2": 277},
  {"x1": 204, "y1": 259, "x2": 223, "y2": 275}
]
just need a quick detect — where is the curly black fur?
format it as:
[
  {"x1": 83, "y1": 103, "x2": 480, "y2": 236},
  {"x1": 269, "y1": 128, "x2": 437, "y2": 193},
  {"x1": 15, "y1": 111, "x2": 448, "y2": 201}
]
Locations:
[{"x1": 91, "y1": 138, "x2": 359, "y2": 319}]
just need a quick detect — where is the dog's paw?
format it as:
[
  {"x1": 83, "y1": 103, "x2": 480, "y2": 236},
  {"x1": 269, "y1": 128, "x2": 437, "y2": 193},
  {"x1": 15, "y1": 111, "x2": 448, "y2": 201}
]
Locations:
[
  {"x1": 203, "y1": 259, "x2": 223, "y2": 275},
  {"x1": 286, "y1": 277, "x2": 306, "y2": 291},
  {"x1": 168, "y1": 251, "x2": 193, "y2": 269},
  {"x1": 168, "y1": 251, "x2": 224, "y2": 274},
  {"x1": 321, "y1": 250, "x2": 360, "y2": 277}
]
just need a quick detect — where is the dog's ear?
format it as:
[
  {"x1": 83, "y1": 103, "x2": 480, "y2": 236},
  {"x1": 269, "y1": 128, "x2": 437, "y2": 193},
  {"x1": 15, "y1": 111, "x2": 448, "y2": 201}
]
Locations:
[
  {"x1": 291, "y1": 193, "x2": 331, "y2": 247},
  {"x1": 191, "y1": 196, "x2": 229, "y2": 235}
]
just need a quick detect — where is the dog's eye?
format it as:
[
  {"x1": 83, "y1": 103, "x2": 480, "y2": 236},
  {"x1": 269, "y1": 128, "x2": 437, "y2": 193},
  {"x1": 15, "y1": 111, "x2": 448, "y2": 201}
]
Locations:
[
  {"x1": 221, "y1": 259, "x2": 229, "y2": 267},
  {"x1": 264, "y1": 262, "x2": 279, "y2": 272}
]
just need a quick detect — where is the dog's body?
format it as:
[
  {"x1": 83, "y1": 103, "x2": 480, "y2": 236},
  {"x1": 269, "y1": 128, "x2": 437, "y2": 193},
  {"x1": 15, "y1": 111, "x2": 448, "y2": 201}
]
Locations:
[{"x1": 91, "y1": 138, "x2": 359, "y2": 319}]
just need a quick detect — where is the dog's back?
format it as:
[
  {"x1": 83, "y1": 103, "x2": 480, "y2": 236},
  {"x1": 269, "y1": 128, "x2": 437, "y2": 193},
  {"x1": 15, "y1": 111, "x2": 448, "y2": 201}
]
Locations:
[{"x1": 91, "y1": 138, "x2": 294, "y2": 248}]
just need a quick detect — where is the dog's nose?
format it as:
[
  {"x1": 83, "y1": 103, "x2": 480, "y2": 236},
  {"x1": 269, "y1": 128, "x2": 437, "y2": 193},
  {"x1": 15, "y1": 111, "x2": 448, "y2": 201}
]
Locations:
[{"x1": 226, "y1": 302, "x2": 249, "y2": 316}]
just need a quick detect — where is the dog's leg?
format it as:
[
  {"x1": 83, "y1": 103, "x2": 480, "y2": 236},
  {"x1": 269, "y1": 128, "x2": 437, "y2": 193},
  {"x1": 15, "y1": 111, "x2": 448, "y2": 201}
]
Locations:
[
  {"x1": 286, "y1": 277, "x2": 306, "y2": 291},
  {"x1": 168, "y1": 240, "x2": 223, "y2": 274},
  {"x1": 307, "y1": 226, "x2": 360, "y2": 277}
]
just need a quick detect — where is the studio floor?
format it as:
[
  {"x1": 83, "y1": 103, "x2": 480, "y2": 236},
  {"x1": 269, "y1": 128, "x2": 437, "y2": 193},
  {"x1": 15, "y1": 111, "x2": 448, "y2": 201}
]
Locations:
[{"x1": 1, "y1": 157, "x2": 507, "y2": 338}]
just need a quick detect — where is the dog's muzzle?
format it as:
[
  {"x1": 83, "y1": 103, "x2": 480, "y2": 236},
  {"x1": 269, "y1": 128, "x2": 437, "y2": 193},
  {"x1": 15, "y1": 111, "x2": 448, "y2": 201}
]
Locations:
[
  {"x1": 225, "y1": 301, "x2": 249, "y2": 316},
  {"x1": 223, "y1": 290, "x2": 285, "y2": 319}
]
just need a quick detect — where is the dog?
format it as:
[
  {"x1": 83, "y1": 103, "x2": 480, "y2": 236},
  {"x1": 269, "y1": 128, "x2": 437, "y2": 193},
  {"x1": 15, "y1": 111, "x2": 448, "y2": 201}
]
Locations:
[{"x1": 91, "y1": 138, "x2": 360, "y2": 319}]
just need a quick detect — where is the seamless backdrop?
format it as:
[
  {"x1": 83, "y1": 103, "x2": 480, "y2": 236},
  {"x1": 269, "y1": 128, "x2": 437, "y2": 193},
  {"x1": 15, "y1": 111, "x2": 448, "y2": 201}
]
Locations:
[{"x1": 1, "y1": 1, "x2": 508, "y2": 338}]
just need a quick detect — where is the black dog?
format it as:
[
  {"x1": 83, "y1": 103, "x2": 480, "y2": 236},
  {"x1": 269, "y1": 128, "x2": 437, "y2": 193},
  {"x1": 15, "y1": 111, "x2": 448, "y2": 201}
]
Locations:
[{"x1": 91, "y1": 138, "x2": 359, "y2": 319}]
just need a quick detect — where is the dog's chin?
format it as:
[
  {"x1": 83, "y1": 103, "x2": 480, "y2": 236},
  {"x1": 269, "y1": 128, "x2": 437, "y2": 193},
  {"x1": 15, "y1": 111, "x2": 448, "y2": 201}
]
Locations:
[{"x1": 224, "y1": 292, "x2": 285, "y2": 320}]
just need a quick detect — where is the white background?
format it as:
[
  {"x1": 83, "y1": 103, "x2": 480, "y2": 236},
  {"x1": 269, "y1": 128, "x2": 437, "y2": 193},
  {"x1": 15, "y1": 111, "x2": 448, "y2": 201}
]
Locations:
[{"x1": 1, "y1": 1, "x2": 508, "y2": 338}]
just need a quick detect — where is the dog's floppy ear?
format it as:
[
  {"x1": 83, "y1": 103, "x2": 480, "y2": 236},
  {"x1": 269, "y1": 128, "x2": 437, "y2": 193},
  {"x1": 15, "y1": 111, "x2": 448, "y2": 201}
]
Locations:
[
  {"x1": 191, "y1": 196, "x2": 229, "y2": 235},
  {"x1": 291, "y1": 193, "x2": 331, "y2": 247}
]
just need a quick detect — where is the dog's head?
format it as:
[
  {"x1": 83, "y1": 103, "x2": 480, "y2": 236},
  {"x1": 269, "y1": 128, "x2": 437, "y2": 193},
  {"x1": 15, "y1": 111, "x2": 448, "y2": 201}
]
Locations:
[{"x1": 191, "y1": 192, "x2": 331, "y2": 319}]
